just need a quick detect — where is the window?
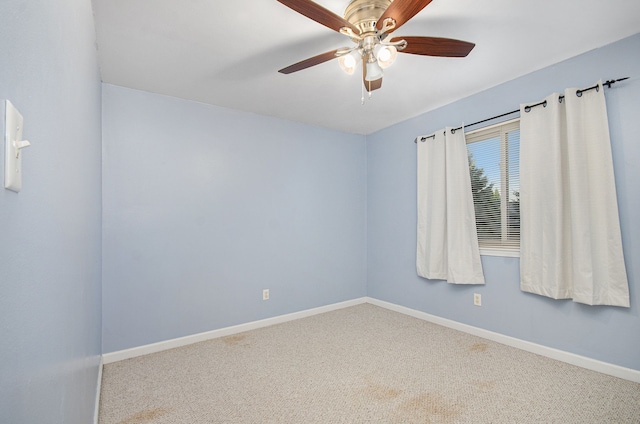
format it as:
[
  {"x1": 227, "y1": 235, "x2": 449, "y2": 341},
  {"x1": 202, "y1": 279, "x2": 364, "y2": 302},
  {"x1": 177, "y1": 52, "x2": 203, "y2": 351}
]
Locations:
[{"x1": 465, "y1": 119, "x2": 520, "y2": 256}]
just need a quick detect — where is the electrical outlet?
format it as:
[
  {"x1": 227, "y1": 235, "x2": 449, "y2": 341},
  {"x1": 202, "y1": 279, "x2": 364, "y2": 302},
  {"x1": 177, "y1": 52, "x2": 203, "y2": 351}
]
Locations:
[
  {"x1": 473, "y1": 293, "x2": 481, "y2": 306},
  {"x1": 263, "y1": 289, "x2": 269, "y2": 301}
]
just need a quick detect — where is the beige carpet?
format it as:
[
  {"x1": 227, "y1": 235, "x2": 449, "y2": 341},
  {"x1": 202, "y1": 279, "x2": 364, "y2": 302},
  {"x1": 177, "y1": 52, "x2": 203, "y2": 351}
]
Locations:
[{"x1": 99, "y1": 304, "x2": 640, "y2": 423}]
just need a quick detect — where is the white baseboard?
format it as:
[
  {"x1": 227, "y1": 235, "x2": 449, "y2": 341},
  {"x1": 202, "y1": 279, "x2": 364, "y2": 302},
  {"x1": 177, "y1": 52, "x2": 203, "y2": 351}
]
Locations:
[
  {"x1": 366, "y1": 297, "x2": 640, "y2": 383},
  {"x1": 94, "y1": 356, "x2": 103, "y2": 424},
  {"x1": 102, "y1": 297, "x2": 367, "y2": 364}
]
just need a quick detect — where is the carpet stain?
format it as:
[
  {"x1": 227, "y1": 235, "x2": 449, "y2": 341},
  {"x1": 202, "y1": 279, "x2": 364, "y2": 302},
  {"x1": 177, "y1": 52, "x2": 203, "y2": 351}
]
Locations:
[
  {"x1": 398, "y1": 393, "x2": 463, "y2": 422},
  {"x1": 471, "y1": 380, "x2": 497, "y2": 390},
  {"x1": 118, "y1": 407, "x2": 170, "y2": 424},
  {"x1": 364, "y1": 381, "x2": 403, "y2": 401},
  {"x1": 470, "y1": 342, "x2": 488, "y2": 353},
  {"x1": 222, "y1": 334, "x2": 247, "y2": 346}
]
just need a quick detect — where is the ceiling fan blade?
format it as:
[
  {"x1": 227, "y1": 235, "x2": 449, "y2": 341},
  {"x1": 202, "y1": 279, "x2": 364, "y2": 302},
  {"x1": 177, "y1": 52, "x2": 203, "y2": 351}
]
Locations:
[
  {"x1": 364, "y1": 78, "x2": 383, "y2": 92},
  {"x1": 392, "y1": 36, "x2": 475, "y2": 57},
  {"x1": 277, "y1": 0, "x2": 359, "y2": 34},
  {"x1": 376, "y1": 0, "x2": 433, "y2": 32},
  {"x1": 278, "y1": 49, "x2": 340, "y2": 74}
]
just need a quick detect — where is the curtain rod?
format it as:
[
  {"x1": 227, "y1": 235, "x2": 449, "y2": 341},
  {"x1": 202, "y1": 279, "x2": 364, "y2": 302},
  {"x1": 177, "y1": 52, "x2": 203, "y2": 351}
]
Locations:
[
  {"x1": 522, "y1": 78, "x2": 629, "y2": 112},
  {"x1": 415, "y1": 77, "x2": 629, "y2": 143}
]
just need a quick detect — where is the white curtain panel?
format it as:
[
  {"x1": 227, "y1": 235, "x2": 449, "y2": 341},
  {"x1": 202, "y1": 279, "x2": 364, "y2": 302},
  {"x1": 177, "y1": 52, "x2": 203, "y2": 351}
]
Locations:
[
  {"x1": 520, "y1": 81, "x2": 630, "y2": 307},
  {"x1": 416, "y1": 127, "x2": 485, "y2": 284}
]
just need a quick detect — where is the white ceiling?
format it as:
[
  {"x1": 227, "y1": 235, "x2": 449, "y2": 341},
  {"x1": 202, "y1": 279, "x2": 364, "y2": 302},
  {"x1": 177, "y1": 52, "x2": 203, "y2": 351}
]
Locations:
[{"x1": 92, "y1": 0, "x2": 640, "y2": 135}]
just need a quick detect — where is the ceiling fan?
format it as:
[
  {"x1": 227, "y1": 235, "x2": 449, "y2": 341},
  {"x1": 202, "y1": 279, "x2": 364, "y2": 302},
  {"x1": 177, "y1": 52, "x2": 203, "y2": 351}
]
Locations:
[{"x1": 276, "y1": 0, "x2": 475, "y2": 93}]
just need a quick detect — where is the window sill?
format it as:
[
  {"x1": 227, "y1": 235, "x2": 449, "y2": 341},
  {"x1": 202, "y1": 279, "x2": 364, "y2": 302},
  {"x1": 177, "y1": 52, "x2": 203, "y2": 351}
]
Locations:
[{"x1": 479, "y1": 248, "x2": 520, "y2": 258}]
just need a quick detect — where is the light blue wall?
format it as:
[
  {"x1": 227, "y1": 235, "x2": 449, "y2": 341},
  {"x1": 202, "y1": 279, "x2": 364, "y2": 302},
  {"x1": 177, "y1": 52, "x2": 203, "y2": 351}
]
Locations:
[
  {"x1": 0, "y1": 0, "x2": 102, "y2": 423},
  {"x1": 2, "y1": 6, "x2": 634, "y2": 420},
  {"x1": 367, "y1": 33, "x2": 640, "y2": 370},
  {"x1": 102, "y1": 85, "x2": 367, "y2": 353}
]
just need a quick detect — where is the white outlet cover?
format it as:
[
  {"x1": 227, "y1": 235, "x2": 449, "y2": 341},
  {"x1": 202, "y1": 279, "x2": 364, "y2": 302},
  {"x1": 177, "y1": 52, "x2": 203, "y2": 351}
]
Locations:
[{"x1": 4, "y1": 100, "x2": 26, "y2": 192}]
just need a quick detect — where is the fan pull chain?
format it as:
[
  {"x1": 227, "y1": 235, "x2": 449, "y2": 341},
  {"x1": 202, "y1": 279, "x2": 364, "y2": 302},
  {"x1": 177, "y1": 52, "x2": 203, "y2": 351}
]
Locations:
[{"x1": 360, "y1": 82, "x2": 373, "y2": 105}]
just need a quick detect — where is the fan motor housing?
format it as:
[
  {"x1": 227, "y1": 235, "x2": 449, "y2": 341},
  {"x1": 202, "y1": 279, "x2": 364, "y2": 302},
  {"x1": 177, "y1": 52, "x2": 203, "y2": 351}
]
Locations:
[{"x1": 344, "y1": 0, "x2": 391, "y2": 34}]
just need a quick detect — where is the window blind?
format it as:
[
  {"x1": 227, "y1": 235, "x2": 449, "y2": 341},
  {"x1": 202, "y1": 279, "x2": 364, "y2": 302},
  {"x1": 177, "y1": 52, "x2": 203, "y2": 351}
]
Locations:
[{"x1": 466, "y1": 119, "x2": 520, "y2": 250}]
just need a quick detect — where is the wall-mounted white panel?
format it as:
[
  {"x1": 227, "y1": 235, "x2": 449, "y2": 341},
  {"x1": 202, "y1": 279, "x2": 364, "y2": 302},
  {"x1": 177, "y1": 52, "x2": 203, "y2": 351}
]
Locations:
[{"x1": 4, "y1": 100, "x2": 30, "y2": 192}]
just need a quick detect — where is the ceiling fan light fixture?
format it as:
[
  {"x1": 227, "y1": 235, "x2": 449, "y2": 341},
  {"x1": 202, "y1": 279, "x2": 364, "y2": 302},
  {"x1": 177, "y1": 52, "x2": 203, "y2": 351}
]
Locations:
[
  {"x1": 338, "y1": 53, "x2": 358, "y2": 75},
  {"x1": 365, "y1": 59, "x2": 384, "y2": 81},
  {"x1": 375, "y1": 44, "x2": 397, "y2": 68}
]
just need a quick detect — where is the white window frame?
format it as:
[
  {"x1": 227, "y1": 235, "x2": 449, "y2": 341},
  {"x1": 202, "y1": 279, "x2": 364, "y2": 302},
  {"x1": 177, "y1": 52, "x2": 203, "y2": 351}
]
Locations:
[{"x1": 465, "y1": 118, "x2": 520, "y2": 258}]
